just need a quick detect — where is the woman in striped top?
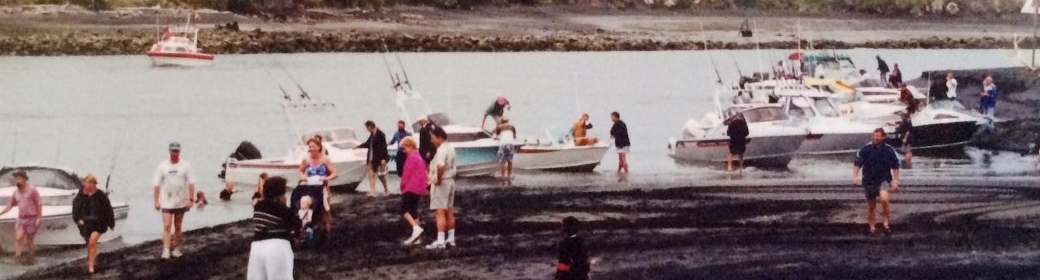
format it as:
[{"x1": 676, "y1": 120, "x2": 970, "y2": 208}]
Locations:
[{"x1": 247, "y1": 177, "x2": 301, "y2": 280}]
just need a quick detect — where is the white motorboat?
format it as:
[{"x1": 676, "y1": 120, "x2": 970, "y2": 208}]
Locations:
[
  {"x1": 842, "y1": 101, "x2": 981, "y2": 151},
  {"x1": 145, "y1": 17, "x2": 214, "y2": 67},
  {"x1": 769, "y1": 89, "x2": 884, "y2": 155},
  {"x1": 0, "y1": 166, "x2": 130, "y2": 251},
  {"x1": 668, "y1": 86, "x2": 808, "y2": 167},
  {"x1": 390, "y1": 90, "x2": 512, "y2": 177},
  {"x1": 222, "y1": 128, "x2": 369, "y2": 191},
  {"x1": 513, "y1": 125, "x2": 609, "y2": 172}
]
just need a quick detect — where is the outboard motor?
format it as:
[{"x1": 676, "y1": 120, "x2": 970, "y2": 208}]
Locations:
[{"x1": 217, "y1": 141, "x2": 263, "y2": 179}]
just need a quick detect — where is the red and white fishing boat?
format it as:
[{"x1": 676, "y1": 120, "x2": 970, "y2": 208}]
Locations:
[{"x1": 145, "y1": 18, "x2": 214, "y2": 67}]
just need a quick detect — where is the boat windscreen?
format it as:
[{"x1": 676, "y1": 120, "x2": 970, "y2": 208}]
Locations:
[
  {"x1": 741, "y1": 107, "x2": 788, "y2": 123},
  {"x1": 0, "y1": 167, "x2": 82, "y2": 191}
]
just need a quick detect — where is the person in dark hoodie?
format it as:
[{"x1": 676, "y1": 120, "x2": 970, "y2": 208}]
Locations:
[
  {"x1": 555, "y1": 216, "x2": 590, "y2": 280},
  {"x1": 357, "y1": 120, "x2": 390, "y2": 197},
  {"x1": 247, "y1": 177, "x2": 302, "y2": 280},
  {"x1": 724, "y1": 112, "x2": 750, "y2": 172},
  {"x1": 418, "y1": 116, "x2": 438, "y2": 165},
  {"x1": 72, "y1": 174, "x2": 115, "y2": 274}
]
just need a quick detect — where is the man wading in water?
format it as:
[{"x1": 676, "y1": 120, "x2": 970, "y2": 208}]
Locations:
[{"x1": 852, "y1": 128, "x2": 901, "y2": 236}]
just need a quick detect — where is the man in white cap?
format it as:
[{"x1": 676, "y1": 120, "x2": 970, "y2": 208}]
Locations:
[
  {"x1": 153, "y1": 141, "x2": 196, "y2": 260},
  {"x1": 480, "y1": 96, "x2": 510, "y2": 132}
]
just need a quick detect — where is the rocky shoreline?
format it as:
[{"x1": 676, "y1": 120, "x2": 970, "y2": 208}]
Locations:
[{"x1": 0, "y1": 29, "x2": 1017, "y2": 56}]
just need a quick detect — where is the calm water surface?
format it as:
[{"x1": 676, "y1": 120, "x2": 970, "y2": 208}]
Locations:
[{"x1": 0, "y1": 49, "x2": 1031, "y2": 248}]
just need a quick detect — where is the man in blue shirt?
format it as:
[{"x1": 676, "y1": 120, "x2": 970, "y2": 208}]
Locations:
[
  {"x1": 852, "y1": 128, "x2": 901, "y2": 236},
  {"x1": 388, "y1": 120, "x2": 411, "y2": 178}
]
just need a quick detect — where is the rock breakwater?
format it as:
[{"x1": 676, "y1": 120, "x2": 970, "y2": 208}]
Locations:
[{"x1": 0, "y1": 29, "x2": 1017, "y2": 56}]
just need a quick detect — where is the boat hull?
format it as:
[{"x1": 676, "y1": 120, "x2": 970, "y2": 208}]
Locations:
[
  {"x1": 224, "y1": 158, "x2": 368, "y2": 191},
  {"x1": 388, "y1": 145, "x2": 501, "y2": 177},
  {"x1": 798, "y1": 132, "x2": 873, "y2": 155},
  {"x1": 147, "y1": 52, "x2": 214, "y2": 67},
  {"x1": 886, "y1": 121, "x2": 978, "y2": 151},
  {"x1": 0, "y1": 203, "x2": 130, "y2": 251},
  {"x1": 514, "y1": 144, "x2": 610, "y2": 172},
  {"x1": 669, "y1": 134, "x2": 805, "y2": 167}
]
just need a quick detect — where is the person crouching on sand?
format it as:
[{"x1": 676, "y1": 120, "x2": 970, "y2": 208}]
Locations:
[
  {"x1": 555, "y1": 216, "x2": 590, "y2": 280},
  {"x1": 247, "y1": 177, "x2": 301, "y2": 280},
  {"x1": 73, "y1": 174, "x2": 115, "y2": 274},
  {"x1": 399, "y1": 137, "x2": 428, "y2": 245},
  {"x1": 852, "y1": 128, "x2": 901, "y2": 236}
]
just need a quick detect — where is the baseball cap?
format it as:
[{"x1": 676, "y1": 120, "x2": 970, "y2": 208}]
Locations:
[
  {"x1": 169, "y1": 142, "x2": 182, "y2": 151},
  {"x1": 496, "y1": 96, "x2": 507, "y2": 105}
]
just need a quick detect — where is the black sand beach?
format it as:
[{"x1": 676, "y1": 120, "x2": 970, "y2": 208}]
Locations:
[{"x1": 16, "y1": 181, "x2": 1040, "y2": 279}]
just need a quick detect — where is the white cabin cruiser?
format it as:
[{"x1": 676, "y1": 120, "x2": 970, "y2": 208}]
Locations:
[
  {"x1": 770, "y1": 89, "x2": 884, "y2": 155},
  {"x1": 668, "y1": 88, "x2": 808, "y2": 167},
  {"x1": 513, "y1": 125, "x2": 609, "y2": 172},
  {"x1": 0, "y1": 166, "x2": 129, "y2": 251},
  {"x1": 146, "y1": 23, "x2": 214, "y2": 67},
  {"x1": 222, "y1": 128, "x2": 369, "y2": 191}
]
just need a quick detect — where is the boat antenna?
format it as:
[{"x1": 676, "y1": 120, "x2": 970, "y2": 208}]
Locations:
[
  {"x1": 9, "y1": 128, "x2": 18, "y2": 165},
  {"x1": 54, "y1": 129, "x2": 63, "y2": 165},
  {"x1": 381, "y1": 44, "x2": 402, "y2": 90},
  {"x1": 730, "y1": 53, "x2": 744, "y2": 79},
  {"x1": 103, "y1": 131, "x2": 124, "y2": 193},
  {"x1": 394, "y1": 53, "x2": 413, "y2": 90}
]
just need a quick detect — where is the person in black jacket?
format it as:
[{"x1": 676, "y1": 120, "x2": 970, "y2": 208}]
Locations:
[
  {"x1": 72, "y1": 174, "x2": 115, "y2": 274},
  {"x1": 418, "y1": 116, "x2": 438, "y2": 164},
  {"x1": 555, "y1": 216, "x2": 590, "y2": 280},
  {"x1": 724, "y1": 112, "x2": 750, "y2": 172},
  {"x1": 609, "y1": 112, "x2": 630, "y2": 174},
  {"x1": 357, "y1": 120, "x2": 390, "y2": 197}
]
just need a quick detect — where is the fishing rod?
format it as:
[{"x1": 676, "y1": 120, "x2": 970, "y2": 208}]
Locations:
[
  {"x1": 395, "y1": 52, "x2": 413, "y2": 90},
  {"x1": 700, "y1": 22, "x2": 723, "y2": 86},
  {"x1": 278, "y1": 65, "x2": 312, "y2": 101},
  {"x1": 260, "y1": 65, "x2": 293, "y2": 102},
  {"x1": 380, "y1": 42, "x2": 402, "y2": 90}
]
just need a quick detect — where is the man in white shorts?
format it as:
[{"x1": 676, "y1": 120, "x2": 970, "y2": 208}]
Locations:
[
  {"x1": 426, "y1": 127, "x2": 458, "y2": 250},
  {"x1": 153, "y1": 142, "x2": 196, "y2": 260}
]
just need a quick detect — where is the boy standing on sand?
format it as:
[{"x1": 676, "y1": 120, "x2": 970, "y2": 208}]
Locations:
[
  {"x1": 426, "y1": 127, "x2": 458, "y2": 250},
  {"x1": 852, "y1": 129, "x2": 901, "y2": 236},
  {"x1": 555, "y1": 216, "x2": 590, "y2": 280},
  {"x1": 0, "y1": 170, "x2": 42, "y2": 264},
  {"x1": 153, "y1": 142, "x2": 196, "y2": 260}
]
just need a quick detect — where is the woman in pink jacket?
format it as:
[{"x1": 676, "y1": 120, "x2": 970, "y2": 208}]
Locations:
[{"x1": 399, "y1": 137, "x2": 428, "y2": 245}]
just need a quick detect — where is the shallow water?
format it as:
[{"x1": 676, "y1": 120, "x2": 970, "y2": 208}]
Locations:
[{"x1": 0, "y1": 49, "x2": 1031, "y2": 251}]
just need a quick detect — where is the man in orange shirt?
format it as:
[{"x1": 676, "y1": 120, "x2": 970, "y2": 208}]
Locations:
[{"x1": 572, "y1": 113, "x2": 598, "y2": 146}]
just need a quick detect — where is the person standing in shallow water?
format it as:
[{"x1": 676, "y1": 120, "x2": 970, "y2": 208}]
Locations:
[
  {"x1": 73, "y1": 174, "x2": 115, "y2": 274},
  {"x1": 357, "y1": 120, "x2": 390, "y2": 197},
  {"x1": 494, "y1": 117, "x2": 517, "y2": 180},
  {"x1": 152, "y1": 142, "x2": 195, "y2": 260},
  {"x1": 555, "y1": 216, "x2": 590, "y2": 280},
  {"x1": 388, "y1": 120, "x2": 412, "y2": 178},
  {"x1": 724, "y1": 113, "x2": 749, "y2": 172},
  {"x1": 609, "y1": 111, "x2": 630, "y2": 174},
  {"x1": 0, "y1": 170, "x2": 42, "y2": 264},
  {"x1": 418, "y1": 116, "x2": 438, "y2": 165},
  {"x1": 852, "y1": 128, "x2": 901, "y2": 236}
]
